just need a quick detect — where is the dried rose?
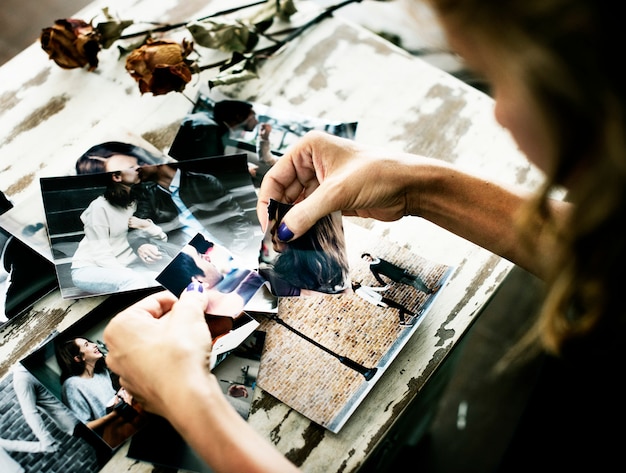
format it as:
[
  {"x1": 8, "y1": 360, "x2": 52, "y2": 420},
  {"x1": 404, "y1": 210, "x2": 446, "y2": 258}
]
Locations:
[
  {"x1": 40, "y1": 19, "x2": 101, "y2": 71},
  {"x1": 125, "y1": 38, "x2": 195, "y2": 96}
]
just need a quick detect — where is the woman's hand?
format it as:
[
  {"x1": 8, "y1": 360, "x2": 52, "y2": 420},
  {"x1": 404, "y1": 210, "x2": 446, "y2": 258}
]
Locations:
[
  {"x1": 256, "y1": 130, "x2": 422, "y2": 239},
  {"x1": 128, "y1": 216, "x2": 152, "y2": 230},
  {"x1": 105, "y1": 287, "x2": 302, "y2": 473},
  {"x1": 103, "y1": 288, "x2": 213, "y2": 418},
  {"x1": 136, "y1": 243, "x2": 163, "y2": 264}
]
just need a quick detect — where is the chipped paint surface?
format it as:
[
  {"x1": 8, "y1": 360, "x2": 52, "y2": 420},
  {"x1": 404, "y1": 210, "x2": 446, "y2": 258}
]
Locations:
[{"x1": 0, "y1": 1, "x2": 539, "y2": 472}]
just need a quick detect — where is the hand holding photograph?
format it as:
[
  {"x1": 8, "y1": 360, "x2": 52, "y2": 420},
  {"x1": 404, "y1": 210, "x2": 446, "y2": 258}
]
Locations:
[
  {"x1": 13, "y1": 290, "x2": 160, "y2": 471},
  {"x1": 126, "y1": 330, "x2": 267, "y2": 473},
  {"x1": 155, "y1": 232, "x2": 268, "y2": 368}
]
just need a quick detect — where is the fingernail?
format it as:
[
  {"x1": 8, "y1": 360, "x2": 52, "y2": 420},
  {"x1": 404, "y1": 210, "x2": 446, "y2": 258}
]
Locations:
[
  {"x1": 277, "y1": 222, "x2": 294, "y2": 241},
  {"x1": 186, "y1": 282, "x2": 203, "y2": 293}
]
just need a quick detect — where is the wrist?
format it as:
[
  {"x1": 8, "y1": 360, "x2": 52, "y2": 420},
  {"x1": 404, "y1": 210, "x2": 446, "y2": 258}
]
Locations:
[
  {"x1": 112, "y1": 399, "x2": 139, "y2": 422},
  {"x1": 392, "y1": 155, "x2": 450, "y2": 217},
  {"x1": 162, "y1": 370, "x2": 220, "y2": 421}
]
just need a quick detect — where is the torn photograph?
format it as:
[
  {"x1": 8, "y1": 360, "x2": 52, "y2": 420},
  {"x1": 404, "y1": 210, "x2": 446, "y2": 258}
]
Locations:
[
  {"x1": 258, "y1": 199, "x2": 351, "y2": 297},
  {"x1": 0, "y1": 225, "x2": 58, "y2": 326},
  {"x1": 40, "y1": 154, "x2": 263, "y2": 299},
  {"x1": 129, "y1": 155, "x2": 264, "y2": 271},
  {"x1": 167, "y1": 86, "x2": 358, "y2": 187},
  {"x1": 254, "y1": 219, "x2": 454, "y2": 433},
  {"x1": 40, "y1": 171, "x2": 164, "y2": 299},
  {"x1": 155, "y1": 233, "x2": 269, "y2": 367}
]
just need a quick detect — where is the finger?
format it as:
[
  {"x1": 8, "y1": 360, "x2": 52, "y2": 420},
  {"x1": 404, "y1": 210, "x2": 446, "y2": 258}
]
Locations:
[
  {"x1": 276, "y1": 186, "x2": 338, "y2": 241},
  {"x1": 128, "y1": 290, "x2": 179, "y2": 318},
  {"x1": 103, "y1": 291, "x2": 177, "y2": 353},
  {"x1": 117, "y1": 378, "x2": 147, "y2": 409},
  {"x1": 173, "y1": 282, "x2": 213, "y2": 323}
]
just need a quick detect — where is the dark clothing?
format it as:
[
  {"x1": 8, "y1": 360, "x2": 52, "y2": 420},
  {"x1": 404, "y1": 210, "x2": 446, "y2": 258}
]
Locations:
[
  {"x1": 168, "y1": 113, "x2": 227, "y2": 161},
  {"x1": 368, "y1": 258, "x2": 432, "y2": 294},
  {"x1": 129, "y1": 170, "x2": 260, "y2": 268},
  {"x1": 381, "y1": 297, "x2": 414, "y2": 323},
  {"x1": 216, "y1": 270, "x2": 265, "y2": 303},
  {"x1": 496, "y1": 350, "x2": 625, "y2": 471},
  {"x1": 2, "y1": 235, "x2": 58, "y2": 319},
  {"x1": 258, "y1": 266, "x2": 301, "y2": 297}
]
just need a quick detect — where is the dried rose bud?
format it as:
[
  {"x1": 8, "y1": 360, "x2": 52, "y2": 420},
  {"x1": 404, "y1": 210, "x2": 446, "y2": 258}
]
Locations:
[
  {"x1": 125, "y1": 39, "x2": 195, "y2": 96},
  {"x1": 40, "y1": 19, "x2": 101, "y2": 71}
]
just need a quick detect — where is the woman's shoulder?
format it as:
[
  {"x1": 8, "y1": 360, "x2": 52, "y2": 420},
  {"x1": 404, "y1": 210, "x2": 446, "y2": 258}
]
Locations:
[
  {"x1": 88, "y1": 195, "x2": 108, "y2": 206},
  {"x1": 81, "y1": 195, "x2": 111, "y2": 214},
  {"x1": 62, "y1": 375, "x2": 83, "y2": 391},
  {"x1": 63, "y1": 370, "x2": 109, "y2": 386}
]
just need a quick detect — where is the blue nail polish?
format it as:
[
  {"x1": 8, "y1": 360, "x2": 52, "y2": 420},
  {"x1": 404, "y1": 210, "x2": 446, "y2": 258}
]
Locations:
[
  {"x1": 186, "y1": 282, "x2": 203, "y2": 293},
  {"x1": 277, "y1": 222, "x2": 294, "y2": 241}
]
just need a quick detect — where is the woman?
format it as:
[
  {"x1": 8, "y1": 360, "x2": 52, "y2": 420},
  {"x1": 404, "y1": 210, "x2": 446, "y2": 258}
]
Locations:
[
  {"x1": 55, "y1": 337, "x2": 140, "y2": 447},
  {"x1": 70, "y1": 167, "x2": 163, "y2": 294},
  {"x1": 103, "y1": 0, "x2": 623, "y2": 471},
  {"x1": 71, "y1": 141, "x2": 172, "y2": 294}
]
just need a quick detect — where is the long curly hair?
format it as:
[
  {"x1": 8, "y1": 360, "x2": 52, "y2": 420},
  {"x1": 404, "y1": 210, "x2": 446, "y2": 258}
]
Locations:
[{"x1": 428, "y1": 0, "x2": 626, "y2": 358}]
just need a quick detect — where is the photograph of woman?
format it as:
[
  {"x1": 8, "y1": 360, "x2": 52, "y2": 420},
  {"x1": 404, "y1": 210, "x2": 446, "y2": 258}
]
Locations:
[
  {"x1": 258, "y1": 199, "x2": 350, "y2": 297},
  {"x1": 68, "y1": 168, "x2": 165, "y2": 296},
  {"x1": 38, "y1": 139, "x2": 174, "y2": 298},
  {"x1": 55, "y1": 337, "x2": 145, "y2": 449}
]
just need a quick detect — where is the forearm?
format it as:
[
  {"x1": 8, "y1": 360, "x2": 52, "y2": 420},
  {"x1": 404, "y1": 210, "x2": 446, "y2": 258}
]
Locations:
[
  {"x1": 164, "y1": 373, "x2": 298, "y2": 473},
  {"x1": 86, "y1": 410, "x2": 118, "y2": 431},
  {"x1": 402, "y1": 158, "x2": 559, "y2": 278}
]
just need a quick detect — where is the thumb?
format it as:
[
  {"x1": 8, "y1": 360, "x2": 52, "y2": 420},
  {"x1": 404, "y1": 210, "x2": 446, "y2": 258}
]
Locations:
[
  {"x1": 278, "y1": 187, "x2": 337, "y2": 241},
  {"x1": 174, "y1": 282, "x2": 212, "y2": 321}
]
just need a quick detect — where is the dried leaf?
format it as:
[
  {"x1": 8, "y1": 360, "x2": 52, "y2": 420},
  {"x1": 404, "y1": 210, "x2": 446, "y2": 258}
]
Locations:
[
  {"x1": 209, "y1": 55, "x2": 259, "y2": 87},
  {"x1": 187, "y1": 19, "x2": 259, "y2": 53},
  {"x1": 96, "y1": 19, "x2": 134, "y2": 49},
  {"x1": 248, "y1": 0, "x2": 298, "y2": 28}
]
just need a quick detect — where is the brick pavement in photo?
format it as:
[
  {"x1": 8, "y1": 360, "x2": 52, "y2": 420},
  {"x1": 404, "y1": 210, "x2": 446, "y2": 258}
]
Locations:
[
  {"x1": 256, "y1": 219, "x2": 451, "y2": 431},
  {"x1": 0, "y1": 372, "x2": 101, "y2": 473}
]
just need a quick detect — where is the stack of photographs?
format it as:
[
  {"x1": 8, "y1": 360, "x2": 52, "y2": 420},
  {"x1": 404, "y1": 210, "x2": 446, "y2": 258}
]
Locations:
[{"x1": 1, "y1": 86, "x2": 453, "y2": 472}]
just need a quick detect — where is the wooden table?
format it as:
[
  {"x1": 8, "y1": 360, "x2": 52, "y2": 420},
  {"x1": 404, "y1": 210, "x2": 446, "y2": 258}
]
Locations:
[{"x1": 0, "y1": 0, "x2": 544, "y2": 471}]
